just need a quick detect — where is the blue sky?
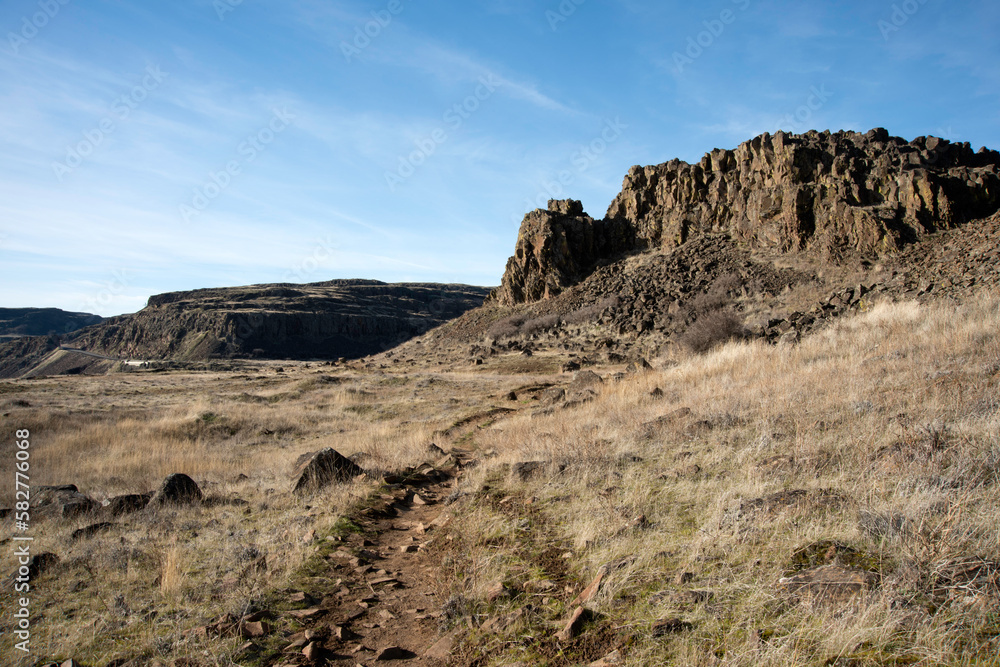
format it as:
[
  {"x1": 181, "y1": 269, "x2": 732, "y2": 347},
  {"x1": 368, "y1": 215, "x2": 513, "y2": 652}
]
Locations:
[{"x1": 1, "y1": 0, "x2": 998, "y2": 316}]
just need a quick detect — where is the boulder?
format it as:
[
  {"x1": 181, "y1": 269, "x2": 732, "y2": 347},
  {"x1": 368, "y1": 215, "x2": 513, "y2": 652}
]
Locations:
[
  {"x1": 32, "y1": 485, "x2": 98, "y2": 519},
  {"x1": 151, "y1": 473, "x2": 202, "y2": 506},
  {"x1": 104, "y1": 493, "x2": 152, "y2": 516},
  {"x1": 291, "y1": 448, "x2": 364, "y2": 494}
]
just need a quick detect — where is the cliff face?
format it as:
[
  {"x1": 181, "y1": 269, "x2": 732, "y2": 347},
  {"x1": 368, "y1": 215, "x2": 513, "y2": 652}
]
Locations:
[
  {"x1": 494, "y1": 129, "x2": 1000, "y2": 305},
  {"x1": 67, "y1": 280, "x2": 492, "y2": 361}
]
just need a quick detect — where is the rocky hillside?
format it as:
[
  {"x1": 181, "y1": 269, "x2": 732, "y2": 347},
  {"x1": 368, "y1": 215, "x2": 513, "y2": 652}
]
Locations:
[
  {"x1": 493, "y1": 129, "x2": 1000, "y2": 307},
  {"x1": 62, "y1": 280, "x2": 492, "y2": 362},
  {"x1": 0, "y1": 307, "x2": 102, "y2": 338}
]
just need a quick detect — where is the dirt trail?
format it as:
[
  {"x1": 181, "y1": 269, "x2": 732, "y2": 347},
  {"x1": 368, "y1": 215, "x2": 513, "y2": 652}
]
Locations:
[{"x1": 274, "y1": 447, "x2": 477, "y2": 666}]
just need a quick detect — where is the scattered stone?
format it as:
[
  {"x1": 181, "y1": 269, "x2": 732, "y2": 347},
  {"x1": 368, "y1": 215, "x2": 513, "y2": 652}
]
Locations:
[
  {"x1": 32, "y1": 485, "x2": 98, "y2": 519},
  {"x1": 302, "y1": 641, "x2": 323, "y2": 662},
  {"x1": 292, "y1": 448, "x2": 365, "y2": 494},
  {"x1": 104, "y1": 493, "x2": 152, "y2": 516},
  {"x1": 71, "y1": 522, "x2": 115, "y2": 541},
  {"x1": 334, "y1": 625, "x2": 361, "y2": 641},
  {"x1": 240, "y1": 621, "x2": 270, "y2": 638},
  {"x1": 651, "y1": 617, "x2": 694, "y2": 636},
  {"x1": 571, "y1": 565, "x2": 607, "y2": 606},
  {"x1": 424, "y1": 630, "x2": 459, "y2": 660},
  {"x1": 150, "y1": 473, "x2": 202, "y2": 506},
  {"x1": 287, "y1": 608, "x2": 322, "y2": 619},
  {"x1": 778, "y1": 564, "x2": 873, "y2": 604},
  {"x1": 570, "y1": 370, "x2": 603, "y2": 390},
  {"x1": 512, "y1": 461, "x2": 547, "y2": 481},
  {"x1": 487, "y1": 581, "x2": 516, "y2": 602},
  {"x1": 556, "y1": 606, "x2": 587, "y2": 641},
  {"x1": 589, "y1": 650, "x2": 624, "y2": 666}
]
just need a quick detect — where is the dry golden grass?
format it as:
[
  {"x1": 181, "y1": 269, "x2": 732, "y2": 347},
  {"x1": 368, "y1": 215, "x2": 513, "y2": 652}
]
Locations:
[
  {"x1": 0, "y1": 363, "x2": 541, "y2": 665},
  {"x1": 2, "y1": 295, "x2": 998, "y2": 665},
  {"x1": 446, "y1": 294, "x2": 1000, "y2": 665}
]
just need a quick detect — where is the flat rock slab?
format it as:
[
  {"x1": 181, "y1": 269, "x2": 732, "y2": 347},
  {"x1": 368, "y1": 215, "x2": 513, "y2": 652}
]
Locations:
[{"x1": 778, "y1": 564, "x2": 873, "y2": 604}]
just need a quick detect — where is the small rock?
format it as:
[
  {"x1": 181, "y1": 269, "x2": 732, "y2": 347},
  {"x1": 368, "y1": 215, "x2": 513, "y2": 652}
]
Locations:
[
  {"x1": 556, "y1": 606, "x2": 587, "y2": 641},
  {"x1": 71, "y1": 522, "x2": 115, "y2": 541},
  {"x1": 651, "y1": 617, "x2": 693, "y2": 636},
  {"x1": 241, "y1": 620, "x2": 270, "y2": 638},
  {"x1": 424, "y1": 630, "x2": 458, "y2": 659},
  {"x1": 334, "y1": 625, "x2": 361, "y2": 641},
  {"x1": 571, "y1": 566, "x2": 607, "y2": 606},
  {"x1": 512, "y1": 461, "x2": 547, "y2": 481},
  {"x1": 777, "y1": 564, "x2": 872, "y2": 604},
  {"x1": 589, "y1": 650, "x2": 624, "y2": 666},
  {"x1": 104, "y1": 493, "x2": 152, "y2": 516},
  {"x1": 487, "y1": 581, "x2": 515, "y2": 602},
  {"x1": 302, "y1": 641, "x2": 323, "y2": 661}
]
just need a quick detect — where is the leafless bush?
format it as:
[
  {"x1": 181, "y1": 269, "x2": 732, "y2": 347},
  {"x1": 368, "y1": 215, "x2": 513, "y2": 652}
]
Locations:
[
  {"x1": 680, "y1": 309, "x2": 747, "y2": 353},
  {"x1": 521, "y1": 314, "x2": 561, "y2": 336},
  {"x1": 487, "y1": 314, "x2": 528, "y2": 340},
  {"x1": 562, "y1": 296, "x2": 621, "y2": 326}
]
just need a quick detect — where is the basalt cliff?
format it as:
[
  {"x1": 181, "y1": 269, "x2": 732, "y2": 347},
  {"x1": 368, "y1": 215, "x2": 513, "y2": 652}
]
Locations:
[{"x1": 493, "y1": 128, "x2": 1000, "y2": 306}]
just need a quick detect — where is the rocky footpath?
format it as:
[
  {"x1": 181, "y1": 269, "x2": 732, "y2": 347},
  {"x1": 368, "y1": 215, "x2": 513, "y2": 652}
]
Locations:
[
  {"x1": 58, "y1": 280, "x2": 492, "y2": 362},
  {"x1": 494, "y1": 129, "x2": 1000, "y2": 307}
]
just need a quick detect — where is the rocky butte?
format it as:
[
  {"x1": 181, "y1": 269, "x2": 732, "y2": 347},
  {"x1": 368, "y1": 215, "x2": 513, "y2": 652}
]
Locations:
[{"x1": 493, "y1": 128, "x2": 1000, "y2": 306}]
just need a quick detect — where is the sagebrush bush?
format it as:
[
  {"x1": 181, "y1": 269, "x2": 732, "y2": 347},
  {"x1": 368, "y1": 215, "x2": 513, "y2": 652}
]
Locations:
[{"x1": 680, "y1": 309, "x2": 746, "y2": 353}]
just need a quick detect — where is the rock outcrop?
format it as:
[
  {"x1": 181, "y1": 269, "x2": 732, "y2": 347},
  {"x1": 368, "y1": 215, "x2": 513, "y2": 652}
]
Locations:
[{"x1": 494, "y1": 129, "x2": 1000, "y2": 306}]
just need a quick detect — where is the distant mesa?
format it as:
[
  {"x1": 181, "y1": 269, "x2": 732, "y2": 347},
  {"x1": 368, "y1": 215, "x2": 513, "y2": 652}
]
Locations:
[
  {"x1": 0, "y1": 307, "x2": 103, "y2": 338},
  {"x1": 0, "y1": 280, "x2": 492, "y2": 377}
]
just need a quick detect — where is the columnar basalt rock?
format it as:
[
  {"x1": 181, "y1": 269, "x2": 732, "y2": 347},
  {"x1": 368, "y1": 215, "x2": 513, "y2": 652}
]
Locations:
[{"x1": 495, "y1": 129, "x2": 1000, "y2": 306}]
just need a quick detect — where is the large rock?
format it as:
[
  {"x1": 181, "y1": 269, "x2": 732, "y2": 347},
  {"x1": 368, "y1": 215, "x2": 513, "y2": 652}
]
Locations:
[
  {"x1": 150, "y1": 473, "x2": 202, "y2": 506},
  {"x1": 291, "y1": 448, "x2": 364, "y2": 494},
  {"x1": 494, "y1": 130, "x2": 1000, "y2": 306},
  {"x1": 104, "y1": 493, "x2": 153, "y2": 516}
]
